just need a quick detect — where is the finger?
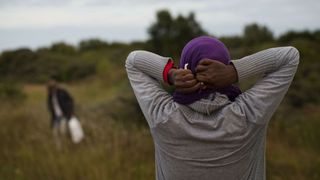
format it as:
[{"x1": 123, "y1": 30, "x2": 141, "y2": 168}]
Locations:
[
  {"x1": 176, "y1": 69, "x2": 192, "y2": 75},
  {"x1": 195, "y1": 65, "x2": 208, "y2": 72},
  {"x1": 177, "y1": 82, "x2": 202, "y2": 94},
  {"x1": 175, "y1": 79, "x2": 198, "y2": 88},
  {"x1": 182, "y1": 73, "x2": 195, "y2": 81},
  {"x1": 196, "y1": 74, "x2": 207, "y2": 82},
  {"x1": 175, "y1": 71, "x2": 194, "y2": 81},
  {"x1": 199, "y1": 59, "x2": 213, "y2": 65},
  {"x1": 176, "y1": 82, "x2": 202, "y2": 94},
  {"x1": 196, "y1": 71, "x2": 207, "y2": 76}
]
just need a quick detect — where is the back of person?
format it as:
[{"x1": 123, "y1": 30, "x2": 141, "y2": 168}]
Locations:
[
  {"x1": 151, "y1": 95, "x2": 265, "y2": 180},
  {"x1": 125, "y1": 36, "x2": 299, "y2": 180}
]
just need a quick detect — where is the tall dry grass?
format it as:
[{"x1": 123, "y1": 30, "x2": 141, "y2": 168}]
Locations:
[
  {"x1": 0, "y1": 78, "x2": 319, "y2": 180},
  {"x1": 0, "y1": 80, "x2": 154, "y2": 180}
]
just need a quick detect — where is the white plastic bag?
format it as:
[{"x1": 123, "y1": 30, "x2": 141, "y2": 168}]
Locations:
[{"x1": 68, "y1": 116, "x2": 84, "y2": 144}]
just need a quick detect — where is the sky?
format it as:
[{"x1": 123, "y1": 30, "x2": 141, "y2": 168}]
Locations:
[{"x1": 0, "y1": 0, "x2": 319, "y2": 52}]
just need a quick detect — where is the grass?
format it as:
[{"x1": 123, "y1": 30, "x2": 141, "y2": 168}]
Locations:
[
  {"x1": 266, "y1": 106, "x2": 320, "y2": 180},
  {"x1": 0, "y1": 77, "x2": 154, "y2": 180},
  {"x1": 0, "y1": 77, "x2": 319, "y2": 179}
]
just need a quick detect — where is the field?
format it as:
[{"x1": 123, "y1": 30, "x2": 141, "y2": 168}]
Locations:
[
  {"x1": 0, "y1": 75, "x2": 319, "y2": 180},
  {"x1": 0, "y1": 77, "x2": 155, "y2": 180}
]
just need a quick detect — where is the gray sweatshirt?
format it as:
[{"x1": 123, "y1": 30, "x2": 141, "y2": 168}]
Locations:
[{"x1": 125, "y1": 47, "x2": 299, "y2": 180}]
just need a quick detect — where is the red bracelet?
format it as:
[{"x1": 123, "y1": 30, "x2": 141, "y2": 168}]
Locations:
[{"x1": 163, "y1": 59, "x2": 175, "y2": 85}]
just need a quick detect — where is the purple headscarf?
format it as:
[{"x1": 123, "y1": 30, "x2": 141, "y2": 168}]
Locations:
[{"x1": 173, "y1": 36, "x2": 242, "y2": 105}]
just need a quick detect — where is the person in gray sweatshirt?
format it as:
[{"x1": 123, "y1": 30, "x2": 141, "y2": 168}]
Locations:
[{"x1": 125, "y1": 36, "x2": 299, "y2": 180}]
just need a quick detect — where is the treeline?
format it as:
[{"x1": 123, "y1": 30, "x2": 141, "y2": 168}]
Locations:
[
  {"x1": 0, "y1": 10, "x2": 319, "y2": 107},
  {"x1": 0, "y1": 41, "x2": 140, "y2": 83}
]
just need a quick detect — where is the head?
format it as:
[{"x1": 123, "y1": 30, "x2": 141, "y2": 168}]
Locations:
[
  {"x1": 47, "y1": 77, "x2": 59, "y2": 92},
  {"x1": 173, "y1": 36, "x2": 241, "y2": 104},
  {"x1": 179, "y1": 36, "x2": 231, "y2": 71}
]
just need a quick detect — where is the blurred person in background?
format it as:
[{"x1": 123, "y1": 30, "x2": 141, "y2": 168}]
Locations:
[
  {"x1": 125, "y1": 36, "x2": 299, "y2": 180},
  {"x1": 47, "y1": 77, "x2": 74, "y2": 149}
]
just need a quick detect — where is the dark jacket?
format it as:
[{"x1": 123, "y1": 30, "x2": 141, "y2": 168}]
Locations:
[{"x1": 48, "y1": 88, "x2": 74, "y2": 124}]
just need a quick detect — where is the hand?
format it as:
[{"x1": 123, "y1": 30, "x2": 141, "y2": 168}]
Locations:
[
  {"x1": 196, "y1": 59, "x2": 238, "y2": 88},
  {"x1": 168, "y1": 68, "x2": 202, "y2": 94}
]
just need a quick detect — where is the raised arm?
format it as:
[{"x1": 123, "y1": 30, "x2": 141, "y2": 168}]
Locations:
[
  {"x1": 233, "y1": 47, "x2": 299, "y2": 124},
  {"x1": 196, "y1": 47, "x2": 299, "y2": 124},
  {"x1": 125, "y1": 50, "x2": 176, "y2": 127}
]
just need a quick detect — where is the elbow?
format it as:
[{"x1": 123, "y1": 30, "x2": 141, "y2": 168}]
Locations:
[
  {"x1": 287, "y1": 46, "x2": 300, "y2": 66},
  {"x1": 125, "y1": 51, "x2": 138, "y2": 70}
]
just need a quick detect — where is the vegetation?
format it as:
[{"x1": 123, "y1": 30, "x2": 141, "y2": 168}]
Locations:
[
  {"x1": 147, "y1": 10, "x2": 207, "y2": 59},
  {"x1": 0, "y1": 9, "x2": 319, "y2": 179}
]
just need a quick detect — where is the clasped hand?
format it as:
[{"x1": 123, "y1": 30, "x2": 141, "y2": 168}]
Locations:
[{"x1": 168, "y1": 59, "x2": 238, "y2": 94}]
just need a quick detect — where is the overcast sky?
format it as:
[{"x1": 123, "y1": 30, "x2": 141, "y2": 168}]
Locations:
[{"x1": 0, "y1": 0, "x2": 319, "y2": 52}]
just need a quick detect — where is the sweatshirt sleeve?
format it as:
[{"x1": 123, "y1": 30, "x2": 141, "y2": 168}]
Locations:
[
  {"x1": 231, "y1": 46, "x2": 299, "y2": 125},
  {"x1": 125, "y1": 50, "x2": 177, "y2": 128}
]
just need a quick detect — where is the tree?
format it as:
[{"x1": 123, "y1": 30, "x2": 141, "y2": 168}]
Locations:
[
  {"x1": 147, "y1": 10, "x2": 207, "y2": 59},
  {"x1": 79, "y1": 39, "x2": 109, "y2": 52},
  {"x1": 0, "y1": 48, "x2": 37, "y2": 79},
  {"x1": 50, "y1": 42, "x2": 76, "y2": 55},
  {"x1": 220, "y1": 36, "x2": 243, "y2": 49},
  {"x1": 148, "y1": 10, "x2": 174, "y2": 56},
  {"x1": 243, "y1": 23, "x2": 274, "y2": 46},
  {"x1": 278, "y1": 30, "x2": 317, "y2": 44}
]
